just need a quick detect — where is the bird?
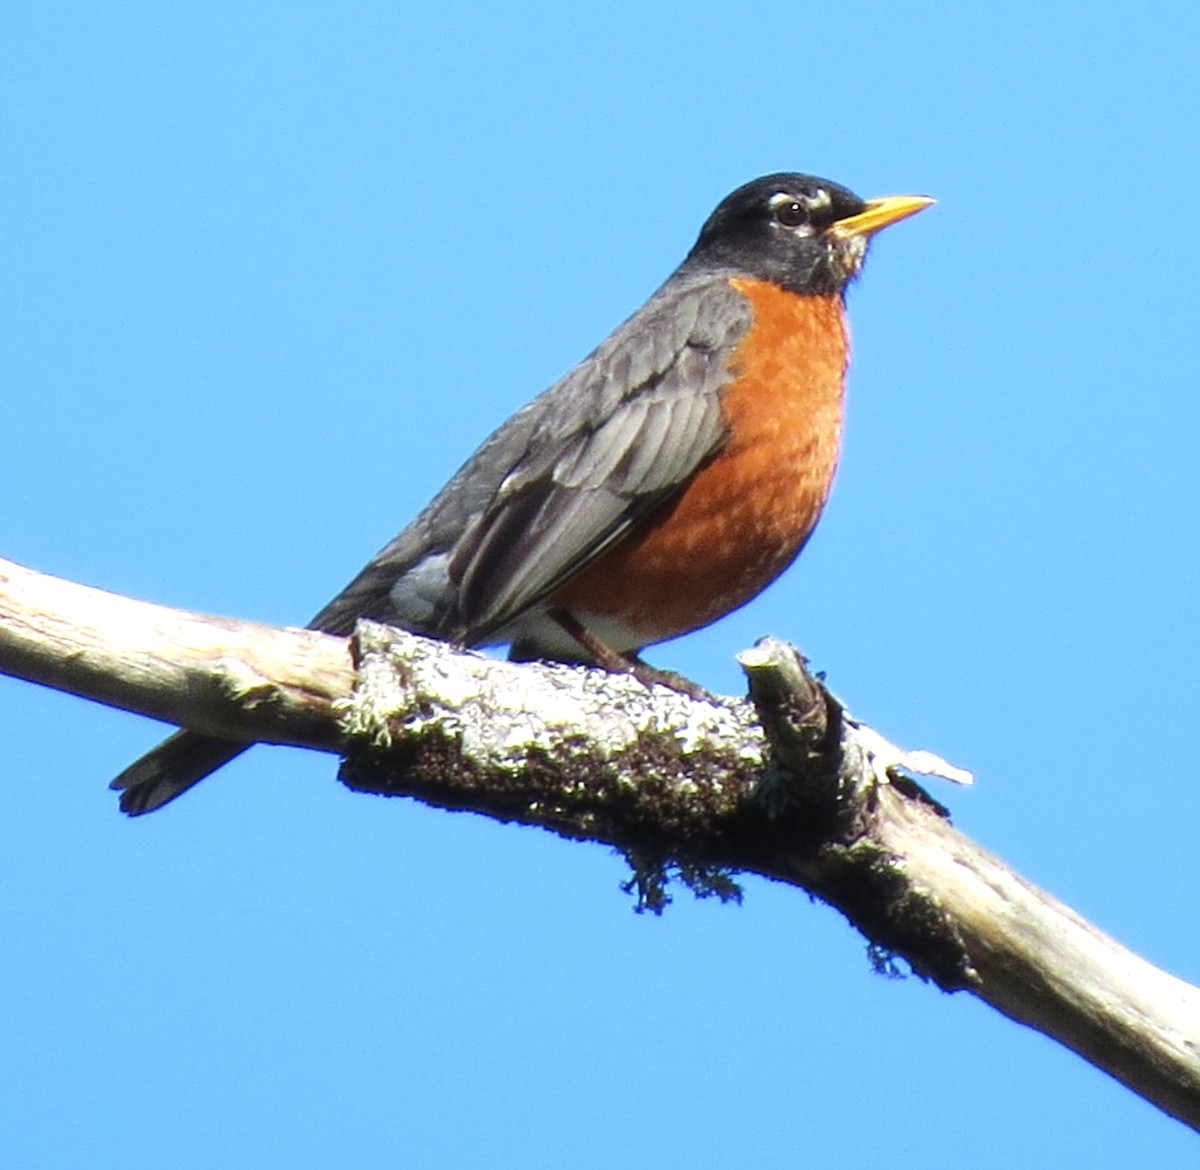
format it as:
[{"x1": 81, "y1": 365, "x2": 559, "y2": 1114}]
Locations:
[{"x1": 111, "y1": 172, "x2": 932, "y2": 815}]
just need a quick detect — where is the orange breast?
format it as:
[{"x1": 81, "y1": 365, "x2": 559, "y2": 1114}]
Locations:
[{"x1": 554, "y1": 279, "x2": 849, "y2": 646}]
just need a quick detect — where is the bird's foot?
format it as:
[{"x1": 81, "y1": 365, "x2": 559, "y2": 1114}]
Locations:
[
  {"x1": 546, "y1": 609, "x2": 714, "y2": 701},
  {"x1": 625, "y1": 658, "x2": 715, "y2": 702}
]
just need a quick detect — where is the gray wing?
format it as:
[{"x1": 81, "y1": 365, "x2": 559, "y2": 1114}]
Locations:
[{"x1": 309, "y1": 271, "x2": 752, "y2": 643}]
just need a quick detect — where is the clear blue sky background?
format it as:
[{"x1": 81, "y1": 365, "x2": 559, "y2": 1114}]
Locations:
[{"x1": 3, "y1": 3, "x2": 1199, "y2": 1165}]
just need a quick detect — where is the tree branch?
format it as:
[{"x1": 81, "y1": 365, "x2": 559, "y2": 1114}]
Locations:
[
  {"x1": 0, "y1": 555, "x2": 352, "y2": 748},
  {"x1": 2, "y1": 554, "x2": 1198, "y2": 1129}
]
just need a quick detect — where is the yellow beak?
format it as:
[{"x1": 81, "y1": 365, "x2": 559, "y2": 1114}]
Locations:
[{"x1": 826, "y1": 194, "x2": 935, "y2": 241}]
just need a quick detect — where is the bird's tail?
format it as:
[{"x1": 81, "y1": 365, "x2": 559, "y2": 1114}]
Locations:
[{"x1": 109, "y1": 730, "x2": 251, "y2": 816}]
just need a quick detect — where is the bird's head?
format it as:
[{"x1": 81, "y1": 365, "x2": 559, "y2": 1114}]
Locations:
[{"x1": 686, "y1": 173, "x2": 933, "y2": 295}]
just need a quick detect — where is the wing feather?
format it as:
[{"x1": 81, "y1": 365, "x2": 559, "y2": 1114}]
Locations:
[{"x1": 450, "y1": 280, "x2": 748, "y2": 639}]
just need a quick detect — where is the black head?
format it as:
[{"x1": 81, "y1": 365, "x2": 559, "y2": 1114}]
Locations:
[{"x1": 682, "y1": 173, "x2": 933, "y2": 296}]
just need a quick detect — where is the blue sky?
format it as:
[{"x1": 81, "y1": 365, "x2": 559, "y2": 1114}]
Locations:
[{"x1": 3, "y1": 2, "x2": 1200, "y2": 1165}]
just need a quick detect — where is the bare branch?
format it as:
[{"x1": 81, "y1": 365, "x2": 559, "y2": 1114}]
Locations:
[
  {"x1": 0, "y1": 555, "x2": 353, "y2": 748},
  {"x1": 2, "y1": 554, "x2": 1199, "y2": 1130}
]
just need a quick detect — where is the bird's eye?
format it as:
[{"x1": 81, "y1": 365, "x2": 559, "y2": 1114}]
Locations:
[{"x1": 774, "y1": 199, "x2": 808, "y2": 228}]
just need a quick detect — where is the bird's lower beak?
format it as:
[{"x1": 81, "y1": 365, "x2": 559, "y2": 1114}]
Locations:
[{"x1": 827, "y1": 194, "x2": 935, "y2": 241}]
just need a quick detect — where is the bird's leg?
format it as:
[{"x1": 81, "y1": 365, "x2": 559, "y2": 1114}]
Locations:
[
  {"x1": 547, "y1": 609, "x2": 715, "y2": 702},
  {"x1": 546, "y1": 608, "x2": 634, "y2": 673}
]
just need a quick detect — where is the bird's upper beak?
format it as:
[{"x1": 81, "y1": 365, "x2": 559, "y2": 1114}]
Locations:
[{"x1": 826, "y1": 194, "x2": 935, "y2": 241}]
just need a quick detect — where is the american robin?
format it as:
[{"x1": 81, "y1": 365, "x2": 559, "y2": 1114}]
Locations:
[{"x1": 112, "y1": 172, "x2": 932, "y2": 814}]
